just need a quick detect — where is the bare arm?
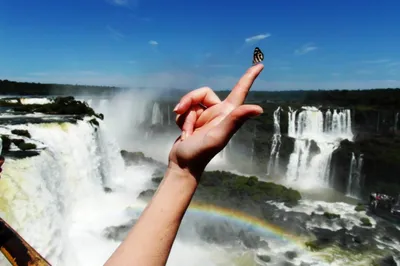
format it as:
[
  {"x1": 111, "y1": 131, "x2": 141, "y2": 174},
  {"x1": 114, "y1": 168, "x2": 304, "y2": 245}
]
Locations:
[
  {"x1": 104, "y1": 63, "x2": 264, "y2": 266},
  {"x1": 104, "y1": 166, "x2": 197, "y2": 266}
]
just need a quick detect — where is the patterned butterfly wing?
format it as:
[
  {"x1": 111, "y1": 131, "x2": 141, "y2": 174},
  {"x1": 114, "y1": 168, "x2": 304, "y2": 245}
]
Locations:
[{"x1": 252, "y1": 47, "x2": 264, "y2": 65}]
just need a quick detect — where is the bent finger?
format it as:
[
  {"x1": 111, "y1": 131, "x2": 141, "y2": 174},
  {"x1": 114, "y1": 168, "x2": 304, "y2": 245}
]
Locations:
[
  {"x1": 205, "y1": 104, "x2": 263, "y2": 149},
  {"x1": 174, "y1": 87, "x2": 221, "y2": 115},
  {"x1": 175, "y1": 105, "x2": 202, "y2": 131},
  {"x1": 225, "y1": 64, "x2": 264, "y2": 107},
  {"x1": 181, "y1": 109, "x2": 197, "y2": 140}
]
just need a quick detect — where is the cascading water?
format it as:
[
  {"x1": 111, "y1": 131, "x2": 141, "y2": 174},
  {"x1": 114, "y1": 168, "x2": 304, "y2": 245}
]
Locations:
[
  {"x1": 152, "y1": 102, "x2": 163, "y2": 125},
  {"x1": 250, "y1": 126, "x2": 256, "y2": 166},
  {"x1": 286, "y1": 107, "x2": 353, "y2": 189},
  {"x1": 0, "y1": 119, "x2": 135, "y2": 265},
  {"x1": 267, "y1": 107, "x2": 281, "y2": 176},
  {"x1": 346, "y1": 153, "x2": 364, "y2": 198},
  {"x1": 168, "y1": 104, "x2": 171, "y2": 125}
]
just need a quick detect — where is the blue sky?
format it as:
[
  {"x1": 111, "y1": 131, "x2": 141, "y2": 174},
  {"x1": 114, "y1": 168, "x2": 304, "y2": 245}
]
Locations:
[{"x1": 1, "y1": 0, "x2": 400, "y2": 90}]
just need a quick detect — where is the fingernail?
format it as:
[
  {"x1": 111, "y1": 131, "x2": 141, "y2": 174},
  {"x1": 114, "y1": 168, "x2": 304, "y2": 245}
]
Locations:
[
  {"x1": 173, "y1": 103, "x2": 180, "y2": 112},
  {"x1": 181, "y1": 131, "x2": 186, "y2": 140}
]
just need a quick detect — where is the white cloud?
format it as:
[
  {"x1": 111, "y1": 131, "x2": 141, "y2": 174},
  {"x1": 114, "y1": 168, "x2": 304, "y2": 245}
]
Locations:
[
  {"x1": 148, "y1": 40, "x2": 158, "y2": 46},
  {"x1": 294, "y1": 43, "x2": 317, "y2": 55},
  {"x1": 245, "y1": 33, "x2": 271, "y2": 44},
  {"x1": 106, "y1": 25, "x2": 124, "y2": 40}
]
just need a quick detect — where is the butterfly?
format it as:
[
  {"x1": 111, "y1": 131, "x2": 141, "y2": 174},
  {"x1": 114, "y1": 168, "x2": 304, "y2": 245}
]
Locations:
[{"x1": 252, "y1": 47, "x2": 264, "y2": 65}]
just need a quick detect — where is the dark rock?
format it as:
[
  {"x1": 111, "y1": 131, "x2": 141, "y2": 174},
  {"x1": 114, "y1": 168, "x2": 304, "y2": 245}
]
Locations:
[
  {"x1": 374, "y1": 255, "x2": 397, "y2": 266},
  {"x1": 151, "y1": 177, "x2": 163, "y2": 184},
  {"x1": 120, "y1": 150, "x2": 166, "y2": 169},
  {"x1": 323, "y1": 212, "x2": 340, "y2": 219},
  {"x1": 18, "y1": 142, "x2": 36, "y2": 151},
  {"x1": 104, "y1": 187, "x2": 112, "y2": 193},
  {"x1": 1, "y1": 150, "x2": 40, "y2": 159},
  {"x1": 11, "y1": 139, "x2": 25, "y2": 146},
  {"x1": 256, "y1": 254, "x2": 271, "y2": 263},
  {"x1": 11, "y1": 129, "x2": 31, "y2": 138},
  {"x1": 138, "y1": 189, "x2": 156, "y2": 201},
  {"x1": 88, "y1": 118, "x2": 99, "y2": 127},
  {"x1": 1, "y1": 135, "x2": 11, "y2": 152},
  {"x1": 284, "y1": 251, "x2": 297, "y2": 260},
  {"x1": 309, "y1": 140, "x2": 320, "y2": 154},
  {"x1": 239, "y1": 230, "x2": 263, "y2": 249},
  {"x1": 103, "y1": 221, "x2": 137, "y2": 241}
]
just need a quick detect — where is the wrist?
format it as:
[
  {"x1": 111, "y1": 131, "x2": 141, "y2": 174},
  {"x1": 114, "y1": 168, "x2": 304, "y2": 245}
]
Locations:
[{"x1": 167, "y1": 161, "x2": 203, "y2": 182}]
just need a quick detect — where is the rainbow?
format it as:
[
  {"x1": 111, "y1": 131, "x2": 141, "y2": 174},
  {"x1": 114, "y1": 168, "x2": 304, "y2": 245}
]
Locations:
[
  {"x1": 188, "y1": 202, "x2": 308, "y2": 247},
  {"x1": 129, "y1": 201, "x2": 309, "y2": 248}
]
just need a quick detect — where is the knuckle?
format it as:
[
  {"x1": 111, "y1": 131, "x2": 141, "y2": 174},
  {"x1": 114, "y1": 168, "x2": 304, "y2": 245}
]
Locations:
[{"x1": 199, "y1": 86, "x2": 212, "y2": 92}]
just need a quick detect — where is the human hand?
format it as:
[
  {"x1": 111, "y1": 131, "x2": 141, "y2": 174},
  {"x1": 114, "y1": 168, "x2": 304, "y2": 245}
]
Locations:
[{"x1": 169, "y1": 64, "x2": 264, "y2": 178}]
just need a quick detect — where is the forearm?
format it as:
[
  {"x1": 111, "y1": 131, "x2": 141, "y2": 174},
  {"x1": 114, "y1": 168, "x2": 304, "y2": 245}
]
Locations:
[{"x1": 104, "y1": 166, "x2": 198, "y2": 266}]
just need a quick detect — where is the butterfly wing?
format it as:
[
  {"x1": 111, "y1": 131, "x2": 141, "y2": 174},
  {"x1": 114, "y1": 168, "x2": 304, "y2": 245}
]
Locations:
[{"x1": 253, "y1": 47, "x2": 264, "y2": 65}]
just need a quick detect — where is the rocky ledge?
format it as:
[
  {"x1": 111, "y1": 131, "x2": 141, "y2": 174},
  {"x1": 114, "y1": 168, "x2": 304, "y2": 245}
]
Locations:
[
  {"x1": 0, "y1": 97, "x2": 102, "y2": 159},
  {"x1": 0, "y1": 96, "x2": 103, "y2": 119}
]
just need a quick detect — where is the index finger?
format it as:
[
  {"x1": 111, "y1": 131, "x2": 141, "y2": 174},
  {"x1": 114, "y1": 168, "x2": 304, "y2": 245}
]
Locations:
[
  {"x1": 225, "y1": 64, "x2": 264, "y2": 107},
  {"x1": 174, "y1": 86, "x2": 221, "y2": 115}
]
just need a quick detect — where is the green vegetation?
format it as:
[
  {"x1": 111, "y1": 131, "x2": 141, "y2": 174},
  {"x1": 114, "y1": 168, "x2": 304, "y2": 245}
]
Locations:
[
  {"x1": 197, "y1": 171, "x2": 302, "y2": 204},
  {"x1": 305, "y1": 240, "x2": 323, "y2": 251},
  {"x1": 217, "y1": 88, "x2": 400, "y2": 109},
  {"x1": 0, "y1": 96, "x2": 103, "y2": 119},
  {"x1": 355, "y1": 203, "x2": 366, "y2": 212},
  {"x1": 0, "y1": 79, "x2": 120, "y2": 96},
  {"x1": 323, "y1": 212, "x2": 341, "y2": 219},
  {"x1": 146, "y1": 170, "x2": 302, "y2": 205},
  {"x1": 360, "y1": 217, "x2": 372, "y2": 227}
]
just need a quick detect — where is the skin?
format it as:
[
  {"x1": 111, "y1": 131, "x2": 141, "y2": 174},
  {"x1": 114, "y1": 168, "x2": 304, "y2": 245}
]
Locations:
[{"x1": 104, "y1": 63, "x2": 264, "y2": 266}]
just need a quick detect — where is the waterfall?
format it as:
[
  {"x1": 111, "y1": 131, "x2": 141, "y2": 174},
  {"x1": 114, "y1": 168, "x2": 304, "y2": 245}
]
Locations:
[
  {"x1": 286, "y1": 107, "x2": 353, "y2": 188},
  {"x1": 267, "y1": 107, "x2": 281, "y2": 176},
  {"x1": 346, "y1": 153, "x2": 364, "y2": 198},
  {"x1": 168, "y1": 105, "x2": 172, "y2": 125},
  {"x1": 395, "y1": 112, "x2": 399, "y2": 132},
  {"x1": 251, "y1": 126, "x2": 256, "y2": 166},
  {"x1": 0, "y1": 119, "x2": 145, "y2": 266},
  {"x1": 151, "y1": 102, "x2": 163, "y2": 125}
]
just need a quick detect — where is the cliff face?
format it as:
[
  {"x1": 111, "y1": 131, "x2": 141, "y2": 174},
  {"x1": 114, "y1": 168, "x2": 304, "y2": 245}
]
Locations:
[
  {"x1": 331, "y1": 109, "x2": 400, "y2": 197},
  {"x1": 141, "y1": 90, "x2": 400, "y2": 199},
  {"x1": 230, "y1": 104, "x2": 400, "y2": 198}
]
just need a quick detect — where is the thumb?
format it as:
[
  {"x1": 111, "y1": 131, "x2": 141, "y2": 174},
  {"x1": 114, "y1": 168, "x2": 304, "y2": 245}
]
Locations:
[{"x1": 204, "y1": 104, "x2": 263, "y2": 150}]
